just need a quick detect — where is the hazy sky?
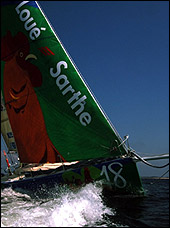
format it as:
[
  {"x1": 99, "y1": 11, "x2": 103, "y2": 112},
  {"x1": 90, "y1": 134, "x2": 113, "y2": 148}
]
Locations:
[{"x1": 1, "y1": 1, "x2": 169, "y2": 177}]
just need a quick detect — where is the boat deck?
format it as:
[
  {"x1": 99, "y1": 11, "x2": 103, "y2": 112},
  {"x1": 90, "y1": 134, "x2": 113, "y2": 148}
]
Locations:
[{"x1": 1, "y1": 161, "x2": 79, "y2": 182}]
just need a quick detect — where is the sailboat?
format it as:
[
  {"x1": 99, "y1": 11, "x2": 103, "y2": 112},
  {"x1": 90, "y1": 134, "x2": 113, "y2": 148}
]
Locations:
[{"x1": 1, "y1": 1, "x2": 168, "y2": 196}]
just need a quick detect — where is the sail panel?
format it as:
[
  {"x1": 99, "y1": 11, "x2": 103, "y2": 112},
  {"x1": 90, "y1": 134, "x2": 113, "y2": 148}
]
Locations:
[{"x1": 1, "y1": 1, "x2": 127, "y2": 163}]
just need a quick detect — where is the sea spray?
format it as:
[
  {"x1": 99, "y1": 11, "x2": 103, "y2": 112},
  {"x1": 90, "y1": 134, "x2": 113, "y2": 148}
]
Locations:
[
  {"x1": 51, "y1": 183, "x2": 113, "y2": 227},
  {"x1": 1, "y1": 182, "x2": 114, "y2": 227}
]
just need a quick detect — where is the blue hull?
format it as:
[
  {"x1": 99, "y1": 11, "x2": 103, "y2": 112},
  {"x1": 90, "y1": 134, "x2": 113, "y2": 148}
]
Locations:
[{"x1": 1, "y1": 157, "x2": 144, "y2": 196}]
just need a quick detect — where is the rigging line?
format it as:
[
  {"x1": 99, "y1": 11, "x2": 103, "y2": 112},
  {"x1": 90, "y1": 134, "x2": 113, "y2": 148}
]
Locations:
[
  {"x1": 130, "y1": 150, "x2": 169, "y2": 169},
  {"x1": 133, "y1": 151, "x2": 169, "y2": 157},
  {"x1": 150, "y1": 169, "x2": 169, "y2": 185},
  {"x1": 159, "y1": 169, "x2": 169, "y2": 178},
  {"x1": 118, "y1": 135, "x2": 129, "y2": 148},
  {"x1": 1, "y1": 134, "x2": 9, "y2": 152}
]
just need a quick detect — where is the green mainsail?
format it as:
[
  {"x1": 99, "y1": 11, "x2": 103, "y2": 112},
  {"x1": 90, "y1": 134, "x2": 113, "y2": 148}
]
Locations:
[{"x1": 1, "y1": 1, "x2": 127, "y2": 162}]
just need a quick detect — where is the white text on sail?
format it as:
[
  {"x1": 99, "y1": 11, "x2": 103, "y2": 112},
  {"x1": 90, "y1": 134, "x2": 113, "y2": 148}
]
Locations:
[
  {"x1": 50, "y1": 61, "x2": 92, "y2": 126},
  {"x1": 15, "y1": 1, "x2": 46, "y2": 40}
]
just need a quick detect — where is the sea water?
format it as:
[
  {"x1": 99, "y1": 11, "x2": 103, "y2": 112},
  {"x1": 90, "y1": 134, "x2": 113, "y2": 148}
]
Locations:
[
  {"x1": 1, "y1": 179, "x2": 169, "y2": 227},
  {"x1": 1, "y1": 183, "x2": 114, "y2": 227}
]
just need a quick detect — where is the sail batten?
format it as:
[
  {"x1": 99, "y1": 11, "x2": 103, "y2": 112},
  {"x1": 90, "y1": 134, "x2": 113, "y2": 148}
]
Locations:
[{"x1": 1, "y1": 1, "x2": 127, "y2": 163}]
